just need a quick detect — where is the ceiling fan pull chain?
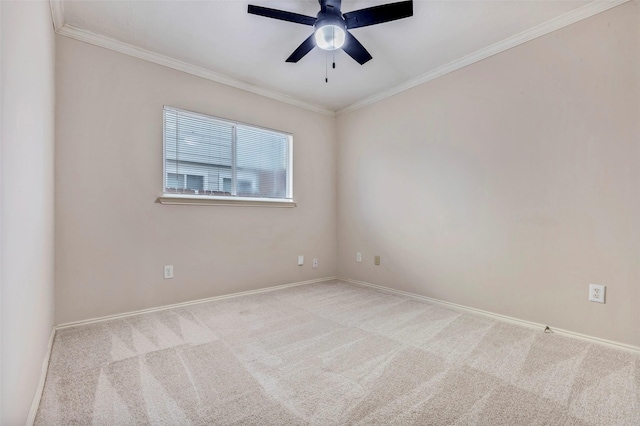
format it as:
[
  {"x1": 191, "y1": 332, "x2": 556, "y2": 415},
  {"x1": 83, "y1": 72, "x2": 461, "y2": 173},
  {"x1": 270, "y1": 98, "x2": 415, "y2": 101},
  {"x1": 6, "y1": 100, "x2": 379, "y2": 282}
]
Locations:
[
  {"x1": 333, "y1": 50, "x2": 336, "y2": 69},
  {"x1": 325, "y1": 52, "x2": 329, "y2": 83}
]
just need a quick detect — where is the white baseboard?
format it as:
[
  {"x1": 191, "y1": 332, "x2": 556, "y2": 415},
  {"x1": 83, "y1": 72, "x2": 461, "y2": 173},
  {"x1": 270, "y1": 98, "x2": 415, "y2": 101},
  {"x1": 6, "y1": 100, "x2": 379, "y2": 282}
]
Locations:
[
  {"x1": 26, "y1": 327, "x2": 56, "y2": 426},
  {"x1": 339, "y1": 277, "x2": 640, "y2": 355},
  {"x1": 28, "y1": 276, "x2": 336, "y2": 422},
  {"x1": 25, "y1": 274, "x2": 638, "y2": 424},
  {"x1": 55, "y1": 276, "x2": 337, "y2": 330}
]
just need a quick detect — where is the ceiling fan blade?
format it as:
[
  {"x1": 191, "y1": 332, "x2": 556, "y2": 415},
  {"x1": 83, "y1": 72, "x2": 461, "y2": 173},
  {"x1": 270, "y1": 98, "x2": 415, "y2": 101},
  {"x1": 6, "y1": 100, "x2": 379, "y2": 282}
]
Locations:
[
  {"x1": 342, "y1": 31, "x2": 372, "y2": 65},
  {"x1": 286, "y1": 33, "x2": 316, "y2": 63},
  {"x1": 248, "y1": 5, "x2": 316, "y2": 26},
  {"x1": 343, "y1": 1, "x2": 413, "y2": 30}
]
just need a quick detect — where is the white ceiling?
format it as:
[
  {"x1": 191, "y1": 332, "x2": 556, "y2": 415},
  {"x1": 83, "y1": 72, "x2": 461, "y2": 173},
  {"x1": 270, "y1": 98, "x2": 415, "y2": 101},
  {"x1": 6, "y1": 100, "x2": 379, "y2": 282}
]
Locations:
[{"x1": 58, "y1": 0, "x2": 611, "y2": 113}]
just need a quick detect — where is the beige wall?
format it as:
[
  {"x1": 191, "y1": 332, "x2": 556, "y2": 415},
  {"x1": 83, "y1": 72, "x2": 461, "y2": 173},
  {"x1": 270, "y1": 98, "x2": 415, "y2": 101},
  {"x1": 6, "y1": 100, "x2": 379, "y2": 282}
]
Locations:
[
  {"x1": 55, "y1": 36, "x2": 337, "y2": 324},
  {"x1": 337, "y1": 2, "x2": 640, "y2": 347},
  {"x1": 1, "y1": 1, "x2": 56, "y2": 424},
  {"x1": 56, "y1": 2, "x2": 638, "y2": 348}
]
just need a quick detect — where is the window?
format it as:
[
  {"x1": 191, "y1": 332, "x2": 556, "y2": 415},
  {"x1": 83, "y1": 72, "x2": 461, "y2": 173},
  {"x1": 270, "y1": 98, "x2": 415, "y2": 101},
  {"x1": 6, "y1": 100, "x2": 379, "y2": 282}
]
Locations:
[
  {"x1": 162, "y1": 106, "x2": 293, "y2": 204},
  {"x1": 166, "y1": 173, "x2": 205, "y2": 193}
]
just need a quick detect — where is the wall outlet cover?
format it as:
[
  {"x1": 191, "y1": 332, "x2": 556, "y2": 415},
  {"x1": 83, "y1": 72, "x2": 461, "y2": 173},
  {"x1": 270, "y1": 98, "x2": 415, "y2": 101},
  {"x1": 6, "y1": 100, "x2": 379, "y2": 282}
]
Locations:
[
  {"x1": 297, "y1": 255, "x2": 304, "y2": 266},
  {"x1": 356, "y1": 252, "x2": 362, "y2": 263},
  {"x1": 589, "y1": 284, "x2": 605, "y2": 303},
  {"x1": 164, "y1": 265, "x2": 174, "y2": 279},
  {"x1": 374, "y1": 255, "x2": 380, "y2": 266}
]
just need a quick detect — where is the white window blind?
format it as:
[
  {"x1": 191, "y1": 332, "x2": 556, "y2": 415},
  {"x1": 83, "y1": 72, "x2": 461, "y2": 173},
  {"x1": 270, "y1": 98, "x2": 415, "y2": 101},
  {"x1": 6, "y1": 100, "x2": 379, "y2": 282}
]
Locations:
[{"x1": 163, "y1": 106, "x2": 292, "y2": 200}]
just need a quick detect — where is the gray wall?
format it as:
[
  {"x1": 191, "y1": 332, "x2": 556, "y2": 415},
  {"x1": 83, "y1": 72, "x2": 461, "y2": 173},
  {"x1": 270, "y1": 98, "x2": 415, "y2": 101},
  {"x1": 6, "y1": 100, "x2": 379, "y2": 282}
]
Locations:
[
  {"x1": 337, "y1": 2, "x2": 640, "y2": 347},
  {"x1": 1, "y1": 1, "x2": 56, "y2": 423}
]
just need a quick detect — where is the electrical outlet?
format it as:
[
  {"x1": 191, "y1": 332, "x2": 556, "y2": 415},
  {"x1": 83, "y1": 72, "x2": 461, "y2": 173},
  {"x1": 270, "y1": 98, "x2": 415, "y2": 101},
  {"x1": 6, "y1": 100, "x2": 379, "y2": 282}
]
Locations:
[
  {"x1": 589, "y1": 284, "x2": 605, "y2": 303},
  {"x1": 356, "y1": 252, "x2": 362, "y2": 263},
  {"x1": 374, "y1": 255, "x2": 380, "y2": 266},
  {"x1": 164, "y1": 265, "x2": 174, "y2": 279},
  {"x1": 313, "y1": 258, "x2": 318, "y2": 269},
  {"x1": 298, "y1": 255, "x2": 304, "y2": 266}
]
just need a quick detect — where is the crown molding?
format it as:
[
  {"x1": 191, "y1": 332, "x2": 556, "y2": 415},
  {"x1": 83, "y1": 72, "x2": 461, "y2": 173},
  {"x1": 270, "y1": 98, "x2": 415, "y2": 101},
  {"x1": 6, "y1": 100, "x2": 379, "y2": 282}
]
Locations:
[
  {"x1": 337, "y1": 0, "x2": 629, "y2": 115},
  {"x1": 54, "y1": 23, "x2": 335, "y2": 117},
  {"x1": 49, "y1": 0, "x2": 64, "y2": 32},
  {"x1": 49, "y1": 0, "x2": 627, "y2": 116}
]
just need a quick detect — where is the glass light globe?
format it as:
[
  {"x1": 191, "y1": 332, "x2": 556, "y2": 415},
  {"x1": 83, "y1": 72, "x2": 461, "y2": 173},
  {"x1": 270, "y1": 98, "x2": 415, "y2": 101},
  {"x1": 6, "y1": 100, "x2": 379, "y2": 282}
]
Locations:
[{"x1": 314, "y1": 25, "x2": 345, "y2": 50}]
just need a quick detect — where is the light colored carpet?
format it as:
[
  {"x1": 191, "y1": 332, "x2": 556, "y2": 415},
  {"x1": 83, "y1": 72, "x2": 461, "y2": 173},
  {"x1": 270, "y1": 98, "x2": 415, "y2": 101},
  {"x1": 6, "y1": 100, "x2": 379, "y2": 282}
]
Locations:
[{"x1": 36, "y1": 280, "x2": 640, "y2": 425}]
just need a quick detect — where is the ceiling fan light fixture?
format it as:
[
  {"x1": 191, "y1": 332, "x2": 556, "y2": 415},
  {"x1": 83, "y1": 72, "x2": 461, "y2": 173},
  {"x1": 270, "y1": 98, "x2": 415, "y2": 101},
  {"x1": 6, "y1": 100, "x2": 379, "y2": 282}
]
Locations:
[
  {"x1": 314, "y1": 24, "x2": 345, "y2": 50},
  {"x1": 248, "y1": 0, "x2": 413, "y2": 64}
]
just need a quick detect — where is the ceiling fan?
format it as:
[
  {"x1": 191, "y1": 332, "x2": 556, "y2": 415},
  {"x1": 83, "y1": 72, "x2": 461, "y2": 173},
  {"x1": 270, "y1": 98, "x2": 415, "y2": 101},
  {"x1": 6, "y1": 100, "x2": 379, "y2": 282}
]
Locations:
[{"x1": 247, "y1": 0, "x2": 413, "y2": 65}]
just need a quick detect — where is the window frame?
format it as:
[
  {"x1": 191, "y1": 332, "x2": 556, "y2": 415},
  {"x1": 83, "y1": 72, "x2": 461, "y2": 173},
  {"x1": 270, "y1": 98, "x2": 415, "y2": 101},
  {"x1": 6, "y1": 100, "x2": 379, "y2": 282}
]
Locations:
[{"x1": 159, "y1": 106, "x2": 295, "y2": 208}]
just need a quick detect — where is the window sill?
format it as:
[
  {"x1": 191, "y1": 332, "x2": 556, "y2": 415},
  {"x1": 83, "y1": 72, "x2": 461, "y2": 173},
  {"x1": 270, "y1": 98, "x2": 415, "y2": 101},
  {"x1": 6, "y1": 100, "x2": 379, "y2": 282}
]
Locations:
[{"x1": 156, "y1": 194, "x2": 297, "y2": 208}]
